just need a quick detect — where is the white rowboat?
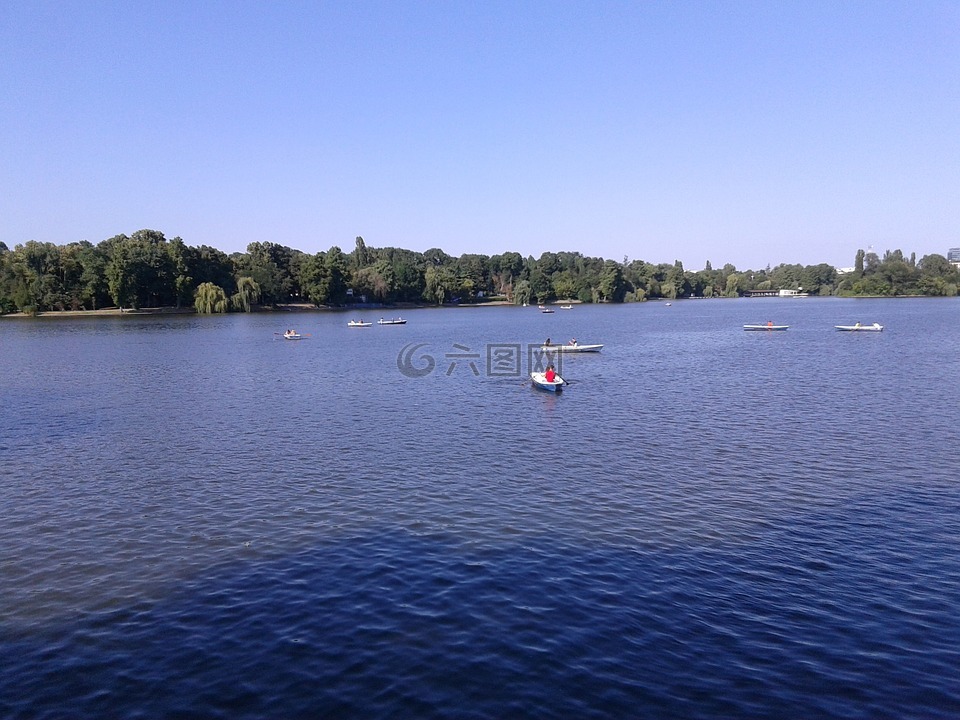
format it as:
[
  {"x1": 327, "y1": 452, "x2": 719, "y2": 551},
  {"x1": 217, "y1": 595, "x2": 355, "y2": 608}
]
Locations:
[
  {"x1": 531, "y1": 372, "x2": 565, "y2": 392},
  {"x1": 835, "y1": 323, "x2": 883, "y2": 332},
  {"x1": 540, "y1": 344, "x2": 603, "y2": 353}
]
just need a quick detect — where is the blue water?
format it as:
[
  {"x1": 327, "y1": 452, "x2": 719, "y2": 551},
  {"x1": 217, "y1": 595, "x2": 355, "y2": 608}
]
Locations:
[{"x1": 2, "y1": 298, "x2": 959, "y2": 719}]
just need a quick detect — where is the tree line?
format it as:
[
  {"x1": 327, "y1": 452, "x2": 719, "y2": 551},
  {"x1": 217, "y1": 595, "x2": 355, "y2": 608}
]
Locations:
[{"x1": 1, "y1": 230, "x2": 957, "y2": 314}]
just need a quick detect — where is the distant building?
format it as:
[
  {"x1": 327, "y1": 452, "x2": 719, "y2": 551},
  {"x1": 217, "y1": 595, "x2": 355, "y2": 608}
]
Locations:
[
  {"x1": 745, "y1": 288, "x2": 811, "y2": 298},
  {"x1": 948, "y1": 248, "x2": 960, "y2": 268},
  {"x1": 836, "y1": 267, "x2": 856, "y2": 275}
]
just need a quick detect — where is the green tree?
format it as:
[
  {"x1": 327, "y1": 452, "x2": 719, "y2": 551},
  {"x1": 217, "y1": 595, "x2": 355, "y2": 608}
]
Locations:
[
  {"x1": 128, "y1": 229, "x2": 176, "y2": 307},
  {"x1": 537, "y1": 251, "x2": 560, "y2": 276},
  {"x1": 724, "y1": 273, "x2": 742, "y2": 297},
  {"x1": 552, "y1": 271, "x2": 577, "y2": 301},
  {"x1": 454, "y1": 254, "x2": 490, "y2": 299},
  {"x1": 231, "y1": 276, "x2": 261, "y2": 312},
  {"x1": 352, "y1": 261, "x2": 395, "y2": 302},
  {"x1": 194, "y1": 282, "x2": 228, "y2": 313},
  {"x1": 391, "y1": 253, "x2": 424, "y2": 301},
  {"x1": 662, "y1": 261, "x2": 687, "y2": 300},
  {"x1": 490, "y1": 251, "x2": 525, "y2": 299},
  {"x1": 239, "y1": 242, "x2": 298, "y2": 304},
  {"x1": 878, "y1": 258, "x2": 918, "y2": 295},
  {"x1": 105, "y1": 237, "x2": 135, "y2": 309},
  {"x1": 918, "y1": 254, "x2": 956, "y2": 278},
  {"x1": 324, "y1": 246, "x2": 350, "y2": 303},
  {"x1": 167, "y1": 237, "x2": 193, "y2": 308},
  {"x1": 0, "y1": 242, "x2": 14, "y2": 313},
  {"x1": 512, "y1": 278, "x2": 532, "y2": 306},
  {"x1": 77, "y1": 243, "x2": 109, "y2": 309},
  {"x1": 799, "y1": 263, "x2": 837, "y2": 296},
  {"x1": 298, "y1": 252, "x2": 331, "y2": 306},
  {"x1": 353, "y1": 236, "x2": 371, "y2": 269},
  {"x1": 424, "y1": 265, "x2": 456, "y2": 304},
  {"x1": 187, "y1": 245, "x2": 235, "y2": 292},
  {"x1": 8, "y1": 241, "x2": 64, "y2": 311},
  {"x1": 422, "y1": 248, "x2": 452, "y2": 268},
  {"x1": 598, "y1": 260, "x2": 625, "y2": 302},
  {"x1": 493, "y1": 251, "x2": 524, "y2": 282},
  {"x1": 529, "y1": 265, "x2": 553, "y2": 303},
  {"x1": 100, "y1": 230, "x2": 177, "y2": 309}
]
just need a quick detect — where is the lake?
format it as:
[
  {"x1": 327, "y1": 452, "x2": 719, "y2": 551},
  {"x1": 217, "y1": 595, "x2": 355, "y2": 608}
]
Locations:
[{"x1": 2, "y1": 297, "x2": 959, "y2": 719}]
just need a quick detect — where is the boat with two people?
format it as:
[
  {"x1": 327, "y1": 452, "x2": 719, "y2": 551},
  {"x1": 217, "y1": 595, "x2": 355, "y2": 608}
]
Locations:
[
  {"x1": 282, "y1": 329, "x2": 305, "y2": 340},
  {"x1": 531, "y1": 364, "x2": 565, "y2": 392},
  {"x1": 560, "y1": 304, "x2": 573, "y2": 310},
  {"x1": 377, "y1": 318, "x2": 407, "y2": 325},
  {"x1": 539, "y1": 305, "x2": 555, "y2": 313},
  {"x1": 347, "y1": 320, "x2": 372, "y2": 327},
  {"x1": 835, "y1": 322, "x2": 884, "y2": 332},
  {"x1": 541, "y1": 337, "x2": 603, "y2": 353},
  {"x1": 744, "y1": 321, "x2": 789, "y2": 331}
]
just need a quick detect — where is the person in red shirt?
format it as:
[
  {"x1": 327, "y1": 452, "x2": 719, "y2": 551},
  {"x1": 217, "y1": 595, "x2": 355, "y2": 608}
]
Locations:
[{"x1": 545, "y1": 364, "x2": 556, "y2": 383}]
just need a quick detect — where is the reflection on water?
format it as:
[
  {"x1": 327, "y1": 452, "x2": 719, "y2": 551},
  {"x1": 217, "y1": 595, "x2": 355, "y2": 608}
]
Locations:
[{"x1": 2, "y1": 299, "x2": 959, "y2": 718}]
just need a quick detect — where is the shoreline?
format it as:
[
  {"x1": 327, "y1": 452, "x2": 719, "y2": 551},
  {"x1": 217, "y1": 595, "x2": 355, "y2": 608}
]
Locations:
[
  {"x1": 1, "y1": 306, "x2": 197, "y2": 318},
  {"x1": 0, "y1": 299, "x2": 526, "y2": 319},
  {"x1": 2, "y1": 295, "x2": 939, "y2": 319}
]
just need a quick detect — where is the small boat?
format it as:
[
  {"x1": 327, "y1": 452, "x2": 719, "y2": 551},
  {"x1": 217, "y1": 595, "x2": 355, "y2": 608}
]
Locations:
[
  {"x1": 540, "y1": 343, "x2": 603, "y2": 353},
  {"x1": 540, "y1": 307, "x2": 555, "y2": 313},
  {"x1": 283, "y1": 331, "x2": 302, "y2": 340},
  {"x1": 835, "y1": 322, "x2": 883, "y2": 332},
  {"x1": 531, "y1": 371, "x2": 565, "y2": 392},
  {"x1": 743, "y1": 324, "x2": 789, "y2": 331},
  {"x1": 377, "y1": 318, "x2": 407, "y2": 325},
  {"x1": 560, "y1": 304, "x2": 573, "y2": 310},
  {"x1": 347, "y1": 320, "x2": 372, "y2": 327}
]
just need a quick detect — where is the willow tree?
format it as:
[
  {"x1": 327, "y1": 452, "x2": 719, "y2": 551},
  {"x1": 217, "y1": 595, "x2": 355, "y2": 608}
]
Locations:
[
  {"x1": 424, "y1": 265, "x2": 456, "y2": 305},
  {"x1": 512, "y1": 278, "x2": 532, "y2": 306},
  {"x1": 194, "y1": 282, "x2": 228, "y2": 314},
  {"x1": 231, "y1": 276, "x2": 260, "y2": 312}
]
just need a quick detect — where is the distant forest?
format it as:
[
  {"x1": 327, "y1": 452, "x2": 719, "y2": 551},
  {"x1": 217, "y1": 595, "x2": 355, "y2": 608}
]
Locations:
[{"x1": 1, "y1": 231, "x2": 958, "y2": 314}]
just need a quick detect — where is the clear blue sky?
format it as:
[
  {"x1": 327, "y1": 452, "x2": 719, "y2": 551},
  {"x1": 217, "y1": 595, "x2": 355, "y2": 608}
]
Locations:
[{"x1": 2, "y1": 1, "x2": 957, "y2": 270}]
